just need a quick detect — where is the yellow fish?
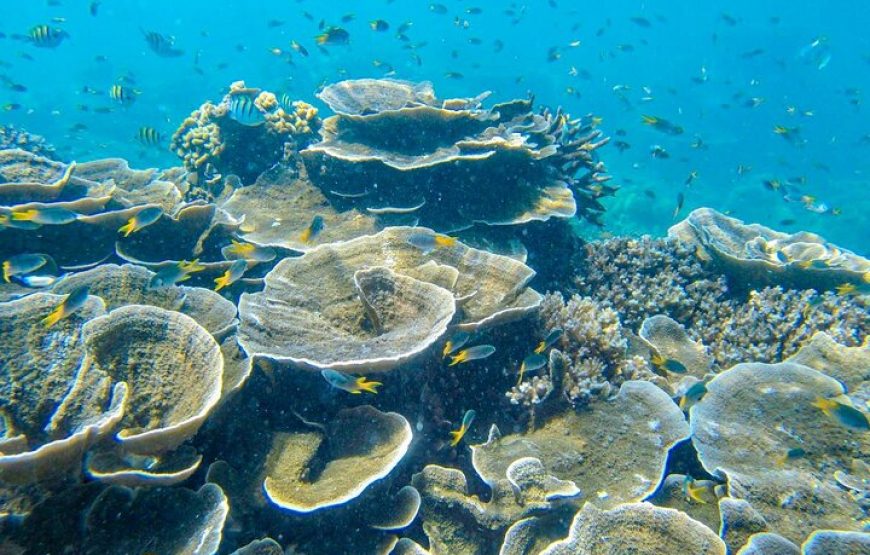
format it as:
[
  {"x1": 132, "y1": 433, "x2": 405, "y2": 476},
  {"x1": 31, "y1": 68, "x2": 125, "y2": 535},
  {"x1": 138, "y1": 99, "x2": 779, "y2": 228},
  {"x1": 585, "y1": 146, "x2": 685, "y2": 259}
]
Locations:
[
  {"x1": 321, "y1": 369, "x2": 381, "y2": 394},
  {"x1": 118, "y1": 206, "x2": 163, "y2": 237},
  {"x1": 42, "y1": 286, "x2": 89, "y2": 328},
  {"x1": 448, "y1": 345, "x2": 496, "y2": 366},
  {"x1": 214, "y1": 260, "x2": 247, "y2": 292},
  {"x1": 835, "y1": 283, "x2": 857, "y2": 296},
  {"x1": 449, "y1": 409, "x2": 476, "y2": 447}
]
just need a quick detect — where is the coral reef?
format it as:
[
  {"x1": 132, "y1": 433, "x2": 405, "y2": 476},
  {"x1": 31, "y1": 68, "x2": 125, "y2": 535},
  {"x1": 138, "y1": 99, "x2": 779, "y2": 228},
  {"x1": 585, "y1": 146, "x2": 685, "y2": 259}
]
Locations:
[
  {"x1": 540, "y1": 502, "x2": 726, "y2": 554},
  {"x1": 690, "y1": 361, "x2": 867, "y2": 542},
  {"x1": 171, "y1": 80, "x2": 320, "y2": 192},
  {"x1": 0, "y1": 125, "x2": 56, "y2": 159},
  {"x1": 302, "y1": 78, "x2": 614, "y2": 232},
  {"x1": 572, "y1": 235, "x2": 868, "y2": 369},
  {"x1": 670, "y1": 207, "x2": 870, "y2": 291},
  {"x1": 239, "y1": 227, "x2": 540, "y2": 372}
]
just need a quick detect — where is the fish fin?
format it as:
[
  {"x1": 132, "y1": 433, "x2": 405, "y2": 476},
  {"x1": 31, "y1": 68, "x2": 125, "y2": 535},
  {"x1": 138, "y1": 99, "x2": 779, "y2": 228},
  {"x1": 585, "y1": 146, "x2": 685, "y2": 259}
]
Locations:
[
  {"x1": 534, "y1": 341, "x2": 545, "y2": 354},
  {"x1": 442, "y1": 341, "x2": 453, "y2": 358},
  {"x1": 2, "y1": 262, "x2": 10, "y2": 283},
  {"x1": 118, "y1": 219, "x2": 136, "y2": 237},
  {"x1": 434, "y1": 235, "x2": 456, "y2": 247},
  {"x1": 448, "y1": 352, "x2": 465, "y2": 366},
  {"x1": 214, "y1": 275, "x2": 228, "y2": 292},
  {"x1": 42, "y1": 304, "x2": 65, "y2": 328},
  {"x1": 356, "y1": 377, "x2": 381, "y2": 394},
  {"x1": 811, "y1": 397, "x2": 834, "y2": 416},
  {"x1": 299, "y1": 228, "x2": 311, "y2": 243},
  {"x1": 687, "y1": 485, "x2": 708, "y2": 504},
  {"x1": 11, "y1": 210, "x2": 35, "y2": 221}
]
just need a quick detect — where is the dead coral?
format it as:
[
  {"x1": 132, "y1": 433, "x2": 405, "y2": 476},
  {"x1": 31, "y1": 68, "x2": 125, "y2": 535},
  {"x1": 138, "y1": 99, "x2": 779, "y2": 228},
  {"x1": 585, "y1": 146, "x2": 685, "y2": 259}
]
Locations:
[{"x1": 0, "y1": 125, "x2": 56, "y2": 159}]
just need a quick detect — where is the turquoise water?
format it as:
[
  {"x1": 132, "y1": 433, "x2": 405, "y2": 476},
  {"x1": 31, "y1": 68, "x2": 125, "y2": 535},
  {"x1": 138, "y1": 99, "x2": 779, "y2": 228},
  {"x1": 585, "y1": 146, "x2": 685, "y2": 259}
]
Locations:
[{"x1": 1, "y1": 0, "x2": 867, "y2": 250}]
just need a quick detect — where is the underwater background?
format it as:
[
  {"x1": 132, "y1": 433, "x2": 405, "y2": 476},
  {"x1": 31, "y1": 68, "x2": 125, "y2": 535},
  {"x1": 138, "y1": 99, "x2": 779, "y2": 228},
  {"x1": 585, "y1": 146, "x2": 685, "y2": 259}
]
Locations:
[
  {"x1": 1, "y1": 0, "x2": 868, "y2": 251},
  {"x1": 1, "y1": 2, "x2": 869, "y2": 555}
]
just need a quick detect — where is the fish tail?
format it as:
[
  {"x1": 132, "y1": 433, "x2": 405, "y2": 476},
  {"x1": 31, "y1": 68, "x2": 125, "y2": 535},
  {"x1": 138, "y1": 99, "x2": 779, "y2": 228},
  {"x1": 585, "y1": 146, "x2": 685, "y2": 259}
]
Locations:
[
  {"x1": 678, "y1": 396, "x2": 688, "y2": 410},
  {"x1": 516, "y1": 366, "x2": 525, "y2": 386},
  {"x1": 449, "y1": 427, "x2": 464, "y2": 447},
  {"x1": 11, "y1": 210, "x2": 35, "y2": 221},
  {"x1": 2, "y1": 263, "x2": 10, "y2": 283},
  {"x1": 811, "y1": 397, "x2": 833, "y2": 416},
  {"x1": 42, "y1": 305, "x2": 65, "y2": 328},
  {"x1": 442, "y1": 341, "x2": 453, "y2": 358},
  {"x1": 214, "y1": 275, "x2": 229, "y2": 292},
  {"x1": 118, "y1": 219, "x2": 136, "y2": 237},
  {"x1": 534, "y1": 341, "x2": 545, "y2": 354},
  {"x1": 299, "y1": 228, "x2": 311, "y2": 243},
  {"x1": 434, "y1": 235, "x2": 456, "y2": 247},
  {"x1": 356, "y1": 378, "x2": 382, "y2": 394},
  {"x1": 448, "y1": 352, "x2": 465, "y2": 366}
]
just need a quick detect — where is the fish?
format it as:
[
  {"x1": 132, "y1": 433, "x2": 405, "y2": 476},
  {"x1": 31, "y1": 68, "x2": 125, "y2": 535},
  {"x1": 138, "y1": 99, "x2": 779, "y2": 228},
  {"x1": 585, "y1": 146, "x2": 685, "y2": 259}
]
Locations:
[
  {"x1": 775, "y1": 447, "x2": 807, "y2": 467},
  {"x1": 148, "y1": 259, "x2": 206, "y2": 289},
  {"x1": 650, "y1": 145, "x2": 670, "y2": 159},
  {"x1": 118, "y1": 206, "x2": 163, "y2": 237},
  {"x1": 142, "y1": 30, "x2": 183, "y2": 57},
  {"x1": 228, "y1": 95, "x2": 263, "y2": 126},
  {"x1": 407, "y1": 232, "x2": 457, "y2": 254},
  {"x1": 812, "y1": 397, "x2": 869, "y2": 431},
  {"x1": 430, "y1": 3, "x2": 448, "y2": 14},
  {"x1": 684, "y1": 171, "x2": 698, "y2": 186},
  {"x1": 290, "y1": 40, "x2": 309, "y2": 57},
  {"x1": 442, "y1": 331, "x2": 471, "y2": 358},
  {"x1": 630, "y1": 16, "x2": 652, "y2": 27},
  {"x1": 449, "y1": 409, "x2": 476, "y2": 447},
  {"x1": 315, "y1": 27, "x2": 350, "y2": 46},
  {"x1": 673, "y1": 192, "x2": 685, "y2": 219},
  {"x1": 651, "y1": 353, "x2": 688, "y2": 374},
  {"x1": 641, "y1": 115, "x2": 684, "y2": 135},
  {"x1": 299, "y1": 215, "x2": 325, "y2": 244},
  {"x1": 835, "y1": 283, "x2": 857, "y2": 296},
  {"x1": 321, "y1": 369, "x2": 381, "y2": 394},
  {"x1": 3, "y1": 253, "x2": 49, "y2": 283},
  {"x1": 370, "y1": 20, "x2": 389, "y2": 32},
  {"x1": 28, "y1": 25, "x2": 69, "y2": 48},
  {"x1": 517, "y1": 353, "x2": 547, "y2": 384},
  {"x1": 42, "y1": 286, "x2": 89, "y2": 328},
  {"x1": 679, "y1": 381, "x2": 707, "y2": 410},
  {"x1": 449, "y1": 345, "x2": 496, "y2": 366},
  {"x1": 214, "y1": 260, "x2": 247, "y2": 292},
  {"x1": 534, "y1": 328, "x2": 563, "y2": 354},
  {"x1": 683, "y1": 476, "x2": 717, "y2": 504},
  {"x1": 90, "y1": 1, "x2": 100, "y2": 16},
  {"x1": 136, "y1": 126, "x2": 163, "y2": 146},
  {"x1": 109, "y1": 84, "x2": 137, "y2": 105},
  {"x1": 11, "y1": 206, "x2": 78, "y2": 225},
  {"x1": 444, "y1": 71, "x2": 464, "y2": 79},
  {"x1": 222, "y1": 240, "x2": 276, "y2": 262}
]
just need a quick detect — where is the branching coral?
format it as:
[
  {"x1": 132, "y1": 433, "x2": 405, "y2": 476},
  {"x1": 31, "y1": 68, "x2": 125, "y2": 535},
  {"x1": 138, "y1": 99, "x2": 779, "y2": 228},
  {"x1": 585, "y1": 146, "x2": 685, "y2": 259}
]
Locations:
[
  {"x1": 0, "y1": 125, "x2": 56, "y2": 159},
  {"x1": 572, "y1": 236, "x2": 868, "y2": 369},
  {"x1": 170, "y1": 81, "x2": 321, "y2": 195},
  {"x1": 507, "y1": 293, "x2": 663, "y2": 408}
]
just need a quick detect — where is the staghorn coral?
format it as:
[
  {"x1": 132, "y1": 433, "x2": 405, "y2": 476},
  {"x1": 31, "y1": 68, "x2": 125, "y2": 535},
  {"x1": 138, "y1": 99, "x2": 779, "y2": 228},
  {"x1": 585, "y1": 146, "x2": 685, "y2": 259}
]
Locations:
[
  {"x1": 574, "y1": 235, "x2": 729, "y2": 330},
  {"x1": 508, "y1": 293, "x2": 664, "y2": 408},
  {"x1": 171, "y1": 81, "x2": 320, "y2": 193},
  {"x1": 573, "y1": 236, "x2": 868, "y2": 369},
  {"x1": 0, "y1": 125, "x2": 56, "y2": 159}
]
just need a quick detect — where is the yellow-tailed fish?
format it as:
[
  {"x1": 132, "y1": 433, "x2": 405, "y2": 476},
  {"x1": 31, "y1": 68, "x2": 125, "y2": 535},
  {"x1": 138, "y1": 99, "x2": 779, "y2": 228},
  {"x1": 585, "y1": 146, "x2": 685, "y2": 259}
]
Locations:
[
  {"x1": 3, "y1": 253, "x2": 48, "y2": 283},
  {"x1": 682, "y1": 476, "x2": 718, "y2": 504},
  {"x1": 299, "y1": 215, "x2": 325, "y2": 244},
  {"x1": 214, "y1": 260, "x2": 247, "y2": 292},
  {"x1": 407, "y1": 231, "x2": 457, "y2": 254},
  {"x1": 321, "y1": 369, "x2": 381, "y2": 394},
  {"x1": 651, "y1": 352, "x2": 688, "y2": 374},
  {"x1": 679, "y1": 381, "x2": 707, "y2": 411},
  {"x1": 449, "y1": 409, "x2": 476, "y2": 447},
  {"x1": 835, "y1": 283, "x2": 857, "y2": 296},
  {"x1": 148, "y1": 259, "x2": 205, "y2": 289},
  {"x1": 442, "y1": 330, "x2": 471, "y2": 358},
  {"x1": 42, "y1": 286, "x2": 89, "y2": 328},
  {"x1": 517, "y1": 352, "x2": 547, "y2": 385},
  {"x1": 449, "y1": 344, "x2": 496, "y2": 366},
  {"x1": 11, "y1": 206, "x2": 78, "y2": 225},
  {"x1": 641, "y1": 114, "x2": 684, "y2": 135},
  {"x1": 222, "y1": 240, "x2": 277, "y2": 262},
  {"x1": 812, "y1": 397, "x2": 869, "y2": 431},
  {"x1": 673, "y1": 192, "x2": 685, "y2": 220},
  {"x1": 118, "y1": 206, "x2": 163, "y2": 237},
  {"x1": 534, "y1": 328, "x2": 564, "y2": 354},
  {"x1": 775, "y1": 447, "x2": 807, "y2": 468}
]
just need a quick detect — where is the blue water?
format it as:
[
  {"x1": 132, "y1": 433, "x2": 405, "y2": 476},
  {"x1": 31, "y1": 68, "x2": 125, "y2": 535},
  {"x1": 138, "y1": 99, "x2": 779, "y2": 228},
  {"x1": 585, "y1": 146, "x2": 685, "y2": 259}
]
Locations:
[{"x1": 1, "y1": 0, "x2": 868, "y2": 250}]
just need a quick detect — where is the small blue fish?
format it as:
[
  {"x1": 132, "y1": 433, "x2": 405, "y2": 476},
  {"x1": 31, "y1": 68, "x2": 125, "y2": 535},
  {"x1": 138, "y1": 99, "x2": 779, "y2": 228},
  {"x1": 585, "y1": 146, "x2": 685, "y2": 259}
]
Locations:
[
  {"x1": 449, "y1": 409, "x2": 476, "y2": 447},
  {"x1": 299, "y1": 215, "x2": 325, "y2": 244},
  {"x1": 214, "y1": 260, "x2": 247, "y2": 292},
  {"x1": 442, "y1": 330, "x2": 471, "y2": 358},
  {"x1": 149, "y1": 259, "x2": 206, "y2": 289},
  {"x1": 407, "y1": 232, "x2": 457, "y2": 254},
  {"x1": 3, "y1": 253, "x2": 48, "y2": 283},
  {"x1": 10, "y1": 206, "x2": 78, "y2": 225},
  {"x1": 534, "y1": 328, "x2": 563, "y2": 354},
  {"x1": 679, "y1": 381, "x2": 707, "y2": 411},
  {"x1": 42, "y1": 286, "x2": 89, "y2": 328},
  {"x1": 118, "y1": 206, "x2": 163, "y2": 237},
  {"x1": 517, "y1": 352, "x2": 547, "y2": 384}
]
